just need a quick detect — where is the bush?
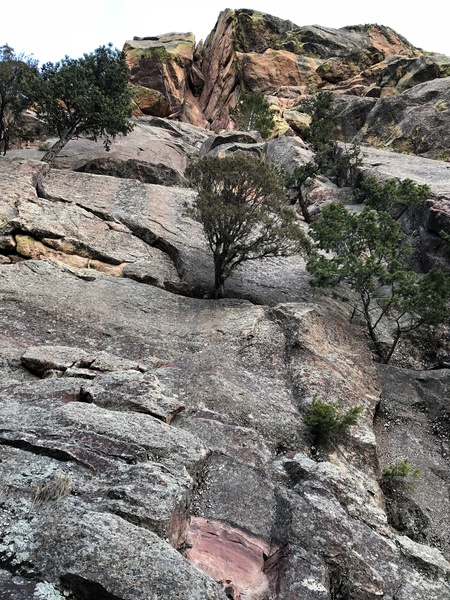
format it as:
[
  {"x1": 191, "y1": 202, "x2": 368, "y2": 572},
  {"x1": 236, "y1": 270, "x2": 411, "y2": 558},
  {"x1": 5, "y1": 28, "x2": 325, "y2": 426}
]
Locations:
[
  {"x1": 229, "y1": 91, "x2": 275, "y2": 139},
  {"x1": 381, "y1": 459, "x2": 421, "y2": 493},
  {"x1": 305, "y1": 397, "x2": 363, "y2": 447}
]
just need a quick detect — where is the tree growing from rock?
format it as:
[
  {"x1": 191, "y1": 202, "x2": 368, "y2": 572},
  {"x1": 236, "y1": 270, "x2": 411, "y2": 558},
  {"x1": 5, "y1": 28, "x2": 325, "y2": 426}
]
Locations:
[
  {"x1": 359, "y1": 176, "x2": 430, "y2": 220},
  {"x1": 305, "y1": 397, "x2": 363, "y2": 449},
  {"x1": 229, "y1": 91, "x2": 275, "y2": 139},
  {"x1": 299, "y1": 91, "x2": 363, "y2": 188},
  {"x1": 285, "y1": 161, "x2": 319, "y2": 223},
  {"x1": 307, "y1": 202, "x2": 450, "y2": 363},
  {"x1": 185, "y1": 155, "x2": 310, "y2": 298},
  {"x1": 0, "y1": 44, "x2": 38, "y2": 154},
  {"x1": 30, "y1": 44, "x2": 133, "y2": 163}
]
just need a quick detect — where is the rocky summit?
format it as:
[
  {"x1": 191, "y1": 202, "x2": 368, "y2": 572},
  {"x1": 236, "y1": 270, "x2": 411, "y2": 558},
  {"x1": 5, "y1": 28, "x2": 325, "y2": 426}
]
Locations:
[{"x1": 1, "y1": 8, "x2": 450, "y2": 600}]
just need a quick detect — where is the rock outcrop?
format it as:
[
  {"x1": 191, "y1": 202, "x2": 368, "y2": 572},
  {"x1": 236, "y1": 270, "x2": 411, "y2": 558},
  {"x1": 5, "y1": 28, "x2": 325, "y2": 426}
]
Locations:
[
  {"x1": 120, "y1": 8, "x2": 450, "y2": 162},
  {"x1": 1, "y1": 129, "x2": 450, "y2": 597},
  {"x1": 1, "y1": 7, "x2": 450, "y2": 599}
]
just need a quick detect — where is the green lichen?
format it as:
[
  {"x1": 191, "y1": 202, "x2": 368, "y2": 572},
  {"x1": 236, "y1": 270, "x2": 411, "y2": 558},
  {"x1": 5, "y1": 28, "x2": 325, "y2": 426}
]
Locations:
[
  {"x1": 436, "y1": 149, "x2": 450, "y2": 161},
  {"x1": 434, "y1": 100, "x2": 448, "y2": 112}
]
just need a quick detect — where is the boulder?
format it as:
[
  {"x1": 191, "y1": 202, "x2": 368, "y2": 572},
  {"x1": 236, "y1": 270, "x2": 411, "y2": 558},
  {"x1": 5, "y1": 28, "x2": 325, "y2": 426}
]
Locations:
[
  {"x1": 47, "y1": 117, "x2": 210, "y2": 185},
  {"x1": 131, "y1": 83, "x2": 170, "y2": 117}
]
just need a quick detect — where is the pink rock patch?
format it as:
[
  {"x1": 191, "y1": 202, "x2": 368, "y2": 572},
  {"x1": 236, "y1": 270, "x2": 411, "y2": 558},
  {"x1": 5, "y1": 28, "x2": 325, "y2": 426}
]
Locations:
[{"x1": 186, "y1": 517, "x2": 271, "y2": 599}]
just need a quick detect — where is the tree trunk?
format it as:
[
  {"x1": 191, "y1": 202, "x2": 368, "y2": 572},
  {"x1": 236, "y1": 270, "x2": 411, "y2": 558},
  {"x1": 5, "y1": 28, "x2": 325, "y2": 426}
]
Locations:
[
  {"x1": 213, "y1": 255, "x2": 226, "y2": 299},
  {"x1": 41, "y1": 129, "x2": 74, "y2": 163}
]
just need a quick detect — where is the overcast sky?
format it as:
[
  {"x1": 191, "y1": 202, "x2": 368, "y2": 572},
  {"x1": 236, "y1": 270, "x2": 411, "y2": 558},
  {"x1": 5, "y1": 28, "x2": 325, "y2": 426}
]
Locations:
[{"x1": 2, "y1": 0, "x2": 449, "y2": 64}]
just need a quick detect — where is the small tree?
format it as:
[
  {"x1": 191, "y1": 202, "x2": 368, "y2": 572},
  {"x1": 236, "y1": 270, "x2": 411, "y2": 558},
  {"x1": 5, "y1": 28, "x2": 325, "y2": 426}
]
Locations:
[
  {"x1": 299, "y1": 91, "x2": 363, "y2": 188},
  {"x1": 359, "y1": 176, "x2": 430, "y2": 220},
  {"x1": 305, "y1": 397, "x2": 363, "y2": 448},
  {"x1": 229, "y1": 91, "x2": 275, "y2": 139},
  {"x1": 0, "y1": 44, "x2": 38, "y2": 154},
  {"x1": 381, "y1": 460, "x2": 421, "y2": 494},
  {"x1": 300, "y1": 91, "x2": 337, "y2": 151},
  {"x1": 185, "y1": 155, "x2": 310, "y2": 298},
  {"x1": 285, "y1": 161, "x2": 319, "y2": 223},
  {"x1": 30, "y1": 44, "x2": 133, "y2": 163},
  {"x1": 307, "y1": 202, "x2": 450, "y2": 363}
]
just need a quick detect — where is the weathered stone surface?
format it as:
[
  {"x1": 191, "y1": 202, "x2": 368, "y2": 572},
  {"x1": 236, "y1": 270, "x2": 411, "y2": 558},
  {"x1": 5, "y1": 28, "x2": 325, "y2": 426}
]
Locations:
[
  {"x1": 21, "y1": 345, "x2": 92, "y2": 376},
  {"x1": 283, "y1": 109, "x2": 311, "y2": 136},
  {"x1": 2, "y1": 26, "x2": 450, "y2": 595},
  {"x1": 0, "y1": 162, "x2": 184, "y2": 289},
  {"x1": 235, "y1": 50, "x2": 321, "y2": 95},
  {"x1": 80, "y1": 370, "x2": 185, "y2": 423},
  {"x1": 124, "y1": 33, "x2": 196, "y2": 117},
  {"x1": 0, "y1": 570, "x2": 64, "y2": 600},
  {"x1": 375, "y1": 365, "x2": 450, "y2": 558},
  {"x1": 131, "y1": 83, "x2": 171, "y2": 116},
  {"x1": 199, "y1": 130, "x2": 263, "y2": 157},
  {"x1": 0, "y1": 505, "x2": 226, "y2": 599},
  {"x1": 47, "y1": 117, "x2": 209, "y2": 185},
  {"x1": 186, "y1": 518, "x2": 270, "y2": 600},
  {"x1": 335, "y1": 94, "x2": 378, "y2": 139},
  {"x1": 358, "y1": 76, "x2": 450, "y2": 158}
]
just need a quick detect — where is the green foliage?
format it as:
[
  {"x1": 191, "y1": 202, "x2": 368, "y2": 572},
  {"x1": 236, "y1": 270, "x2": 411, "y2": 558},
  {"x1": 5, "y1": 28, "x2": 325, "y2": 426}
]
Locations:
[
  {"x1": 359, "y1": 176, "x2": 430, "y2": 218},
  {"x1": 307, "y1": 202, "x2": 450, "y2": 363},
  {"x1": 30, "y1": 44, "x2": 134, "y2": 163},
  {"x1": 381, "y1": 459, "x2": 421, "y2": 493},
  {"x1": 140, "y1": 47, "x2": 172, "y2": 64},
  {"x1": 185, "y1": 154, "x2": 310, "y2": 298},
  {"x1": 298, "y1": 92, "x2": 363, "y2": 188},
  {"x1": 305, "y1": 397, "x2": 363, "y2": 446},
  {"x1": 37, "y1": 142, "x2": 51, "y2": 152},
  {"x1": 0, "y1": 44, "x2": 38, "y2": 154},
  {"x1": 229, "y1": 91, "x2": 275, "y2": 139},
  {"x1": 300, "y1": 91, "x2": 337, "y2": 150},
  {"x1": 284, "y1": 161, "x2": 318, "y2": 222}
]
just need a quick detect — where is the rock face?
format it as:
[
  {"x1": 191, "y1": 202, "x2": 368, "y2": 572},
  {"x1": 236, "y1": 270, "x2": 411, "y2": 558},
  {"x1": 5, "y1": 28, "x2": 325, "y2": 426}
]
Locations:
[
  {"x1": 1, "y1": 8, "x2": 450, "y2": 597},
  {"x1": 120, "y1": 8, "x2": 450, "y2": 161},
  {"x1": 1, "y1": 127, "x2": 450, "y2": 598},
  {"x1": 356, "y1": 76, "x2": 450, "y2": 159}
]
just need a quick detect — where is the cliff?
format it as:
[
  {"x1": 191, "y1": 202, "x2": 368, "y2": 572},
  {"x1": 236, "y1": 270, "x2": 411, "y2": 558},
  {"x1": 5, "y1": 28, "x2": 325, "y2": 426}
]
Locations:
[{"x1": 1, "y1": 8, "x2": 450, "y2": 600}]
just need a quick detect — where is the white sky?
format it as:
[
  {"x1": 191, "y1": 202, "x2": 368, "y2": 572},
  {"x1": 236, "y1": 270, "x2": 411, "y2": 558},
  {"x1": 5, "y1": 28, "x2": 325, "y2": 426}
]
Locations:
[{"x1": 2, "y1": 1, "x2": 449, "y2": 64}]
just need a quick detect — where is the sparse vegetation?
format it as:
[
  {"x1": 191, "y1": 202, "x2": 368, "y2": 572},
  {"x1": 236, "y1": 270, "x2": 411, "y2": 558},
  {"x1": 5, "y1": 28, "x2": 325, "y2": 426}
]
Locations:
[
  {"x1": 381, "y1": 459, "x2": 421, "y2": 493},
  {"x1": 37, "y1": 142, "x2": 51, "y2": 152},
  {"x1": 185, "y1": 154, "x2": 310, "y2": 298},
  {"x1": 32, "y1": 473, "x2": 72, "y2": 507},
  {"x1": 305, "y1": 397, "x2": 363, "y2": 447},
  {"x1": 229, "y1": 91, "x2": 275, "y2": 139}
]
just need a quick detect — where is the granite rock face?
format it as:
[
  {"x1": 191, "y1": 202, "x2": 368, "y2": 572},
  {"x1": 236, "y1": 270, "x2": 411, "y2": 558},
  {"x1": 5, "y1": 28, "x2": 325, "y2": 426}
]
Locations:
[
  {"x1": 1, "y1": 123, "x2": 450, "y2": 599},
  {"x1": 2, "y1": 13, "x2": 450, "y2": 591}
]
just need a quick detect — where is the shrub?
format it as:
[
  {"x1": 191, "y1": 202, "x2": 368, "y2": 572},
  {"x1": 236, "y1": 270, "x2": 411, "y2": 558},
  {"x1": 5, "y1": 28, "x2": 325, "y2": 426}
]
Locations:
[
  {"x1": 229, "y1": 91, "x2": 275, "y2": 139},
  {"x1": 381, "y1": 459, "x2": 421, "y2": 493},
  {"x1": 305, "y1": 397, "x2": 363, "y2": 447}
]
